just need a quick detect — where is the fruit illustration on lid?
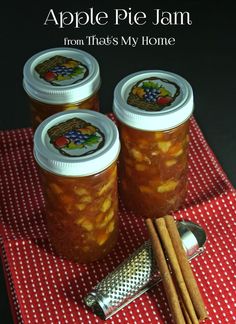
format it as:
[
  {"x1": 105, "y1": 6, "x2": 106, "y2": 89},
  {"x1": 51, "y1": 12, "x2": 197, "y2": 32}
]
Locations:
[
  {"x1": 48, "y1": 118, "x2": 105, "y2": 157},
  {"x1": 127, "y1": 77, "x2": 180, "y2": 111},
  {"x1": 35, "y1": 55, "x2": 88, "y2": 86}
]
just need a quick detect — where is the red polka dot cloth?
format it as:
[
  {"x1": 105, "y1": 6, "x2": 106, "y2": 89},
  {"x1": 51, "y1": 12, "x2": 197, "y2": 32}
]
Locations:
[{"x1": 0, "y1": 115, "x2": 235, "y2": 324}]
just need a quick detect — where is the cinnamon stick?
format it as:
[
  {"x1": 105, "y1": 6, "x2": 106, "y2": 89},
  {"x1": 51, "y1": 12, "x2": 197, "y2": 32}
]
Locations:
[
  {"x1": 164, "y1": 215, "x2": 208, "y2": 321},
  {"x1": 155, "y1": 218, "x2": 199, "y2": 324},
  {"x1": 181, "y1": 299, "x2": 193, "y2": 324},
  {"x1": 146, "y1": 218, "x2": 186, "y2": 324}
]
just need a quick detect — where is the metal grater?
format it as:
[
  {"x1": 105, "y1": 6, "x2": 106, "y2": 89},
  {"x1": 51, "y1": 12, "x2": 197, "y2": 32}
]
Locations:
[{"x1": 84, "y1": 220, "x2": 206, "y2": 320}]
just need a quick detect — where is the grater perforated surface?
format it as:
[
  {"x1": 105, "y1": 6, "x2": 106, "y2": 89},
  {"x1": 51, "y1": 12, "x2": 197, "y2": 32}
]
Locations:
[
  {"x1": 85, "y1": 221, "x2": 206, "y2": 319},
  {"x1": 85, "y1": 241, "x2": 158, "y2": 319}
]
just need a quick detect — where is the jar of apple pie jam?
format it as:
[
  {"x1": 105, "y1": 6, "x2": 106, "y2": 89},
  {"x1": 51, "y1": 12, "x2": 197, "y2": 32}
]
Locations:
[
  {"x1": 113, "y1": 70, "x2": 194, "y2": 218},
  {"x1": 23, "y1": 47, "x2": 101, "y2": 130},
  {"x1": 33, "y1": 110, "x2": 120, "y2": 263}
]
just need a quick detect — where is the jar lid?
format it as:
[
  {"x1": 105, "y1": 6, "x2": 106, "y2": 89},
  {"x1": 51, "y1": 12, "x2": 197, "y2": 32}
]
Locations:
[
  {"x1": 34, "y1": 110, "x2": 120, "y2": 176},
  {"x1": 113, "y1": 70, "x2": 194, "y2": 131},
  {"x1": 23, "y1": 47, "x2": 100, "y2": 104}
]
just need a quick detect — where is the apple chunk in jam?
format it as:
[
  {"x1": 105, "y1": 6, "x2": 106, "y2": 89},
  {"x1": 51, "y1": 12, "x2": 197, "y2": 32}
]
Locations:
[
  {"x1": 40, "y1": 163, "x2": 118, "y2": 263},
  {"x1": 118, "y1": 120, "x2": 190, "y2": 218}
]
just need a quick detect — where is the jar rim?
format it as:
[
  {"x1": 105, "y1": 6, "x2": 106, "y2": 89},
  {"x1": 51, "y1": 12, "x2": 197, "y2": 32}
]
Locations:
[
  {"x1": 34, "y1": 110, "x2": 120, "y2": 176},
  {"x1": 113, "y1": 70, "x2": 194, "y2": 131},
  {"x1": 23, "y1": 47, "x2": 101, "y2": 104}
]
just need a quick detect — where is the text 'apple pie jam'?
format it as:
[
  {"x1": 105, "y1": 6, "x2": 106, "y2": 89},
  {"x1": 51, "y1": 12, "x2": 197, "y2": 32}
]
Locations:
[
  {"x1": 33, "y1": 110, "x2": 120, "y2": 263},
  {"x1": 113, "y1": 70, "x2": 194, "y2": 218},
  {"x1": 23, "y1": 47, "x2": 101, "y2": 130}
]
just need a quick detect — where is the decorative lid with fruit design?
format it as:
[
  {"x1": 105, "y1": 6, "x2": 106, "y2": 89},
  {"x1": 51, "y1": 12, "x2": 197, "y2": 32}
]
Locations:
[
  {"x1": 34, "y1": 110, "x2": 120, "y2": 176},
  {"x1": 48, "y1": 117, "x2": 105, "y2": 157},
  {"x1": 35, "y1": 55, "x2": 88, "y2": 86},
  {"x1": 127, "y1": 77, "x2": 180, "y2": 111},
  {"x1": 23, "y1": 48, "x2": 100, "y2": 104},
  {"x1": 113, "y1": 70, "x2": 194, "y2": 131}
]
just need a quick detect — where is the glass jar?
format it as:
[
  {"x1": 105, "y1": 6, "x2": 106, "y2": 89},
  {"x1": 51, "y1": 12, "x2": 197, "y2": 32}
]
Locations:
[
  {"x1": 23, "y1": 47, "x2": 101, "y2": 130},
  {"x1": 113, "y1": 70, "x2": 194, "y2": 218},
  {"x1": 34, "y1": 110, "x2": 120, "y2": 263}
]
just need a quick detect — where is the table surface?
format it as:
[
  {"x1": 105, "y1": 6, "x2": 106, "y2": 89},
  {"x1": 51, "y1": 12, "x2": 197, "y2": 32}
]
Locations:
[
  {"x1": 1, "y1": 1, "x2": 235, "y2": 323},
  {"x1": 0, "y1": 117, "x2": 235, "y2": 324}
]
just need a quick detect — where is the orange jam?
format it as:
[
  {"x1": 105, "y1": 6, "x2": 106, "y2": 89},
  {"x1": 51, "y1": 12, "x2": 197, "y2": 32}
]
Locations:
[
  {"x1": 40, "y1": 162, "x2": 118, "y2": 263},
  {"x1": 23, "y1": 47, "x2": 101, "y2": 130},
  {"x1": 113, "y1": 70, "x2": 194, "y2": 218},
  {"x1": 33, "y1": 110, "x2": 120, "y2": 263},
  {"x1": 118, "y1": 120, "x2": 189, "y2": 218},
  {"x1": 30, "y1": 92, "x2": 99, "y2": 130}
]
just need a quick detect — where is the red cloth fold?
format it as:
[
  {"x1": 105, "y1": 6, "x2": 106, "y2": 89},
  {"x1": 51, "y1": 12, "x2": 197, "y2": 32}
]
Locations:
[{"x1": 0, "y1": 115, "x2": 235, "y2": 323}]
